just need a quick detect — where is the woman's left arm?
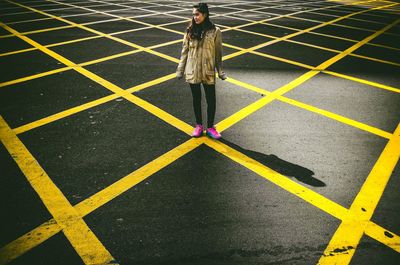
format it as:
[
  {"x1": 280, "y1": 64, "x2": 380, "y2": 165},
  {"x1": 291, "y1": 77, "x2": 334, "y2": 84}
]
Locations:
[{"x1": 215, "y1": 28, "x2": 227, "y2": 80}]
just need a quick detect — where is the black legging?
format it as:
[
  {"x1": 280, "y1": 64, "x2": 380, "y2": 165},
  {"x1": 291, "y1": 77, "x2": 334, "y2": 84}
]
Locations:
[{"x1": 189, "y1": 83, "x2": 216, "y2": 128}]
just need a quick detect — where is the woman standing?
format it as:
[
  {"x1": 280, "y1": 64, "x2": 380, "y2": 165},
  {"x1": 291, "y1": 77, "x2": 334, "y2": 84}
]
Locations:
[{"x1": 176, "y1": 3, "x2": 227, "y2": 139}]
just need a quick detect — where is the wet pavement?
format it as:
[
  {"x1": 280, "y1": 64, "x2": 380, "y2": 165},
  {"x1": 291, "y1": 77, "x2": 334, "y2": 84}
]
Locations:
[{"x1": 0, "y1": 0, "x2": 399, "y2": 265}]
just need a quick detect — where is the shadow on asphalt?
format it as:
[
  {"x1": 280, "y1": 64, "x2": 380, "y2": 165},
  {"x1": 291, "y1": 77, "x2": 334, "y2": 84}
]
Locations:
[{"x1": 219, "y1": 139, "x2": 326, "y2": 187}]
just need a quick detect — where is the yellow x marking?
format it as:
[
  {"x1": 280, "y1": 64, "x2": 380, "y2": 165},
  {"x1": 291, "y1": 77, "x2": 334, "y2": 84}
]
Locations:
[{"x1": 0, "y1": 1, "x2": 399, "y2": 265}]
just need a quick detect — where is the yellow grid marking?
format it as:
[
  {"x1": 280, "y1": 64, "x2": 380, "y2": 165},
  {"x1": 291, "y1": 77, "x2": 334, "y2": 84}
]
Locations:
[
  {"x1": 221, "y1": 1, "x2": 396, "y2": 61},
  {"x1": 203, "y1": 137, "x2": 347, "y2": 220},
  {"x1": 318, "y1": 123, "x2": 400, "y2": 264},
  {"x1": 0, "y1": 38, "x2": 180, "y2": 89},
  {"x1": 0, "y1": 220, "x2": 60, "y2": 265},
  {"x1": 1, "y1": 0, "x2": 397, "y2": 90},
  {"x1": 364, "y1": 222, "x2": 400, "y2": 252},
  {"x1": 323, "y1": 70, "x2": 400, "y2": 93},
  {"x1": 224, "y1": 71, "x2": 396, "y2": 139},
  {"x1": 0, "y1": 17, "x2": 188, "y2": 57},
  {"x1": 0, "y1": 15, "x2": 192, "y2": 265},
  {"x1": 276, "y1": 95, "x2": 392, "y2": 139},
  {"x1": 284, "y1": 15, "x2": 400, "y2": 51},
  {"x1": 0, "y1": 24, "x2": 75, "y2": 39},
  {"x1": 217, "y1": 13, "x2": 400, "y2": 133},
  {"x1": 6, "y1": 0, "x2": 180, "y2": 63},
  {"x1": 0, "y1": 137, "x2": 202, "y2": 265},
  {"x1": 0, "y1": 67, "x2": 70, "y2": 88},
  {"x1": 0, "y1": 116, "x2": 118, "y2": 265},
  {"x1": 44, "y1": 0, "x2": 186, "y2": 36},
  {"x1": 11, "y1": 73, "x2": 177, "y2": 135},
  {"x1": 203, "y1": 136, "x2": 400, "y2": 253},
  {"x1": 1, "y1": 0, "x2": 398, "y2": 135},
  {"x1": 1, "y1": 1, "x2": 399, "y2": 264},
  {"x1": 251, "y1": 22, "x2": 400, "y2": 65},
  {"x1": 308, "y1": 9, "x2": 400, "y2": 33}
]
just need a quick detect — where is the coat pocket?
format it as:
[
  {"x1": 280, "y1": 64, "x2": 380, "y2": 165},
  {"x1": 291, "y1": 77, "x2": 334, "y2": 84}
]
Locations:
[
  {"x1": 206, "y1": 70, "x2": 215, "y2": 76},
  {"x1": 186, "y1": 70, "x2": 194, "y2": 77}
]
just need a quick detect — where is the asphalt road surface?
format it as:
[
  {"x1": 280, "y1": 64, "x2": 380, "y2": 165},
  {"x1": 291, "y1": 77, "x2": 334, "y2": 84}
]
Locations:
[{"x1": 0, "y1": 0, "x2": 399, "y2": 265}]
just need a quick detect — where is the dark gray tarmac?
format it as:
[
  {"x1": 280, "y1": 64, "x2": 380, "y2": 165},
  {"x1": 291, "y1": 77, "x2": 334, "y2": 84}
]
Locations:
[{"x1": 1, "y1": 0, "x2": 399, "y2": 265}]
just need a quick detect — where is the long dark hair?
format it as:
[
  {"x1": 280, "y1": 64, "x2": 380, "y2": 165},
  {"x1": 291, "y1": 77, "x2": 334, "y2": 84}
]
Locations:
[{"x1": 186, "y1": 3, "x2": 215, "y2": 40}]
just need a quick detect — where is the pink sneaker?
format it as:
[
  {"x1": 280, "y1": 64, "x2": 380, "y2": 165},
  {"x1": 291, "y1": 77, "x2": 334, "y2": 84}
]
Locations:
[
  {"x1": 192, "y1": 124, "x2": 203, "y2": 137},
  {"x1": 206, "y1": 126, "x2": 221, "y2": 139}
]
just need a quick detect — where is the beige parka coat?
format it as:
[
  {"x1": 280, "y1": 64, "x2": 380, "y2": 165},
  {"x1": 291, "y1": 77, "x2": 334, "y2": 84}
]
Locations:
[{"x1": 176, "y1": 26, "x2": 226, "y2": 85}]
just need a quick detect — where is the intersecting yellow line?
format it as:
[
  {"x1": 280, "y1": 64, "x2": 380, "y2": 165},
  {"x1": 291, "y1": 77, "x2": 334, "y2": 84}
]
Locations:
[
  {"x1": 2, "y1": 0, "x2": 397, "y2": 138},
  {"x1": 307, "y1": 10, "x2": 400, "y2": 36},
  {"x1": 0, "y1": 16, "x2": 189, "y2": 58},
  {"x1": 6, "y1": 0, "x2": 180, "y2": 61},
  {"x1": 225, "y1": 77, "x2": 393, "y2": 139},
  {"x1": 3, "y1": 0, "x2": 396, "y2": 136},
  {"x1": 0, "y1": 15, "x2": 191, "y2": 265},
  {"x1": 246, "y1": 21, "x2": 400, "y2": 65},
  {"x1": 0, "y1": 1, "x2": 400, "y2": 262},
  {"x1": 0, "y1": 137, "x2": 202, "y2": 265},
  {"x1": 2, "y1": 0, "x2": 395, "y2": 94},
  {"x1": 318, "y1": 123, "x2": 400, "y2": 264},
  {"x1": 222, "y1": 42, "x2": 400, "y2": 94},
  {"x1": 224, "y1": 25, "x2": 400, "y2": 69},
  {"x1": 217, "y1": 16, "x2": 400, "y2": 134},
  {"x1": 0, "y1": 116, "x2": 119, "y2": 265},
  {"x1": 0, "y1": 24, "x2": 76, "y2": 39},
  {"x1": 323, "y1": 70, "x2": 400, "y2": 93},
  {"x1": 222, "y1": 2, "x2": 398, "y2": 61},
  {"x1": 0, "y1": 37, "x2": 181, "y2": 89}
]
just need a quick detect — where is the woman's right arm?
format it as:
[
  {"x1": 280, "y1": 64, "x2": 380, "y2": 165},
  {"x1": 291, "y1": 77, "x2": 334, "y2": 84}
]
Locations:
[{"x1": 176, "y1": 33, "x2": 189, "y2": 79}]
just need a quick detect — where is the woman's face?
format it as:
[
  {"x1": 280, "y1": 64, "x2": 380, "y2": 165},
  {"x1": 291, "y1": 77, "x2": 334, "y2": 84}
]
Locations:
[{"x1": 192, "y1": 8, "x2": 206, "y2": 24}]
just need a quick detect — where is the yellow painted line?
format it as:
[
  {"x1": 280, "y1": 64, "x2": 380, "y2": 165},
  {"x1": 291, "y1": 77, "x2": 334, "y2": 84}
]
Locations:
[
  {"x1": 0, "y1": 67, "x2": 70, "y2": 88},
  {"x1": 227, "y1": 43, "x2": 400, "y2": 96},
  {"x1": 0, "y1": 36, "x2": 179, "y2": 88},
  {"x1": 0, "y1": 35, "x2": 102, "y2": 57},
  {"x1": 364, "y1": 222, "x2": 400, "y2": 252},
  {"x1": 0, "y1": 137, "x2": 203, "y2": 264},
  {"x1": 224, "y1": 76, "x2": 267, "y2": 95},
  {"x1": 203, "y1": 138, "x2": 349, "y2": 220},
  {"x1": 316, "y1": 18, "x2": 400, "y2": 68},
  {"x1": 44, "y1": 0, "x2": 184, "y2": 36},
  {"x1": 0, "y1": 220, "x2": 60, "y2": 265},
  {"x1": 350, "y1": 52, "x2": 400, "y2": 67},
  {"x1": 276, "y1": 96, "x2": 393, "y2": 139},
  {"x1": 13, "y1": 72, "x2": 176, "y2": 135},
  {"x1": 222, "y1": 2, "x2": 397, "y2": 62},
  {"x1": 218, "y1": 0, "x2": 375, "y2": 34},
  {"x1": 286, "y1": 38, "x2": 341, "y2": 53},
  {"x1": 127, "y1": 73, "x2": 176, "y2": 93},
  {"x1": 6, "y1": 16, "x2": 52, "y2": 25},
  {"x1": 13, "y1": 94, "x2": 118, "y2": 134},
  {"x1": 217, "y1": 70, "x2": 319, "y2": 132},
  {"x1": 78, "y1": 49, "x2": 141, "y2": 67},
  {"x1": 205, "y1": 135, "x2": 400, "y2": 254},
  {"x1": 0, "y1": 47, "x2": 37, "y2": 57},
  {"x1": 226, "y1": 74, "x2": 393, "y2": 139},
  {"x1": 219, "y1": 15, "x2": 399, "y2": 133},
  {"x1": 7, "y1": 0, "x2": 180, "y2": 63},
  {"x1": 0, "y1": 116, "x2": 118, "y2": 265},
  {"x1": 317, "y1": 10, "x2": 400, "y2": 32},
  {"x1": 234, "y1": 20, "x2": 400, "y2": 67},
  {"x1": 324, "y1": 70, "x2": 400, "y2": 93},
  {"x1": 318, "y1": 123, "x2": 400, "y2": 264},
  {"x1": 0, "y1": 15, "x2": 186, "y2": 58},
  {"x1": 0, "y1": 24, "x2": 75, "y2": 39},
  {"x1": 223, "y1": 42, "x2": 315, "y2": 69},
  {"x1": 251, "y1": 49, "x2": 315, "y2": 69},
  {"x1": 285, "y1": 15, "x2": 400, "y2": 51},
  {"x1": 74, "y1": 137, "x2": 203, "y2": 216}
]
